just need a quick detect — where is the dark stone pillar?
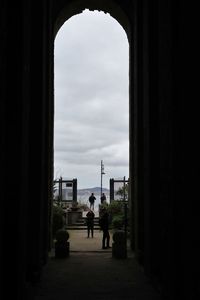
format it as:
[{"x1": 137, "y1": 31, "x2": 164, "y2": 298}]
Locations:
[
  {"x1": 73, "y1": 178, "x2": 77, "y2": 202},
  {"x1": 110, "y1": 178, "x2": 115, "y2": 202}
]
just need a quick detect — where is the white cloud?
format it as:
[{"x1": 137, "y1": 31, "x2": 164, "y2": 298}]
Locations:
[{"x1": 54, "y1": 10, "x2": 129, "y2": 189}]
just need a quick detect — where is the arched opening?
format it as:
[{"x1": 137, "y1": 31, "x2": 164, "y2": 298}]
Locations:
[
  {"x1": 0, "y1": 1, "x2": 188, "y2": 299},
  {"x1": 53, "y1": 9, "x2": 130, "y2": 251}
]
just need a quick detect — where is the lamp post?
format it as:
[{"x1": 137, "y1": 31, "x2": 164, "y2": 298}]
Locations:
[{"x1": 100, "y1": 160, "x2": 105, "y2": 197}]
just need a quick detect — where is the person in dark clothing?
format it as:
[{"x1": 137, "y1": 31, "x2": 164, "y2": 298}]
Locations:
[
  {"x1": 88, "y1": 193, "x2": 96, "y2": 210},
  {"x1": 99, "y1": 208, "x2": 111, "y2": 249},
  {"x1": 100, "y1": 193, "x2": 106, "y2": 204},
  {"x1": 86, "y1": 209, "x2": 95, "y2": 238}
]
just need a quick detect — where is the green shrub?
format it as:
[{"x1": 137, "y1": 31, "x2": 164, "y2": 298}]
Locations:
[
  {"x1": 52, "y1": 205, "x2": 65, "y2": 237},
  {"x1": 76, "y1": 201, "x2": 89, "y2": 211},
  {"x1": 99, "y1": 202, "x2": 109, "y2": 210},
  {"x1": 111, "y1": 214, "x2": 124, "y2": 230},
  {"x1": 107, "y1": 200, "x2": 124, "y2": 216}
]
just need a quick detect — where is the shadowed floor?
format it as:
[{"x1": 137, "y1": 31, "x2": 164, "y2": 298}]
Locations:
[{"x1": 34, "y1": 230, "x2": 161, "y2": 300}]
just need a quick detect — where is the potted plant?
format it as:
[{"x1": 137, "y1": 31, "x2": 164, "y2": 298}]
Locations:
[
  {"x1": 55, "y1": 229, "x2": 70, "y2": 258},
  {"x1": 112, "y1": 229, "x2": 127, "y2": 259}
]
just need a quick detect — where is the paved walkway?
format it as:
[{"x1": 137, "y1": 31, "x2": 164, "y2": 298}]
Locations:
[
  {"x1": 67, "y1": 229, "x2": 111, "y2": 252},
  {"x1": 34, "y1": 230, "x2": 162, "y2": 300}
]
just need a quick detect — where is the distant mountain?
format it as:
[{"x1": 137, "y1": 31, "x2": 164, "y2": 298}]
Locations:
[{"x1": 78, "y1": 187, "x2": 109, "y2": 193}]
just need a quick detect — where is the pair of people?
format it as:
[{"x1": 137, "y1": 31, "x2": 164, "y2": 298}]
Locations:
[
  {"x1": 86, "y1": 205, "x2": 111, "y2": 249},
  {"x1": 88, "y1": 192, "x2": 107, "y2": 209}
]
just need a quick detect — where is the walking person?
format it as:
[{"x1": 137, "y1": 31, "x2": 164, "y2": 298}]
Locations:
[
  {"x1": 88, "y1": 193, "x2": 96, "y2": 210},
  {"x1": 99, "y1": 207, "x2": 111, "y2": 249},
  {"x1": 86, "y1": 209, "x2": 95, "y2": 238}
]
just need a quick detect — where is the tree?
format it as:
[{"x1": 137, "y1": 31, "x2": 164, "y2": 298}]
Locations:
[
  {"x1": 53, "y1": 180, "x2": 61, "y2": 206},
  {"x1": 116, "y1": 183, "x2": 129, "y2": 201},
  {"x1": 52, "y1": 204, "x2": 65, "y2": 238}
]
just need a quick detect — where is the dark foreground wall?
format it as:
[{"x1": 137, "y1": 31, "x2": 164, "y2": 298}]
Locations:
[{"x1": 0, "y1": 1, "x2": 198, "y2": 299}]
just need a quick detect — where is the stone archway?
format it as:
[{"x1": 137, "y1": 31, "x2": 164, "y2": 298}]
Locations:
[
  {"x1": 0, "y1": 1, "x2": 188, "y2": 298},
  {"x1": 53, "y1": 0, "x2": 131, "y2": 40}
]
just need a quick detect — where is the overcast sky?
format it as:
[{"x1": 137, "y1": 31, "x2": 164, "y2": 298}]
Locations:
[{"x1": 54, "y1": 9, "x2": 129, "y2": 189}]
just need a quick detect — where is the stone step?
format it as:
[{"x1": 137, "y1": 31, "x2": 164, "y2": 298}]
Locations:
[
  {"x1": 66, "y1": 219, "x2": 100, "y2": 230},
  {"x1": 66, "y1": 221, "x2": 100, "y2": 228},
  {"x1": 75, "y1": 219, "x2": 99, "y2": 224},
  {"x1": 65, "y1": 226, "x2": 101, "y2": 230},
  {"x1": 66, "y1": 213, "x2": 100, "y2": 230},
  {"x1": 75, "y1": 216, "x2": 99, "y2": 222},
  {"x1": 76, "y1": 217, "x2": 99, "y2": 221}
]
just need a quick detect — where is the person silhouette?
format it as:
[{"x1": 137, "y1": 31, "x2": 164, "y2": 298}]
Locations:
[
  {"x1": 88, "y1": 193, "x2": 96, "y2": 210},
  {"x1": 86, "y1": 209, "x2": 95, "y2": 238},
  {"x1": 100, "y1": 193, "x2": 106, "y2": 204},
  {"x1": 99, "y1": 208, "x2": 111, "y2": 249}
]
